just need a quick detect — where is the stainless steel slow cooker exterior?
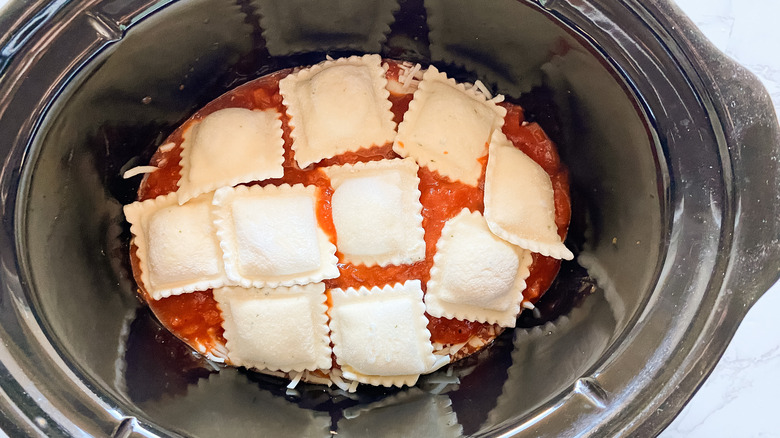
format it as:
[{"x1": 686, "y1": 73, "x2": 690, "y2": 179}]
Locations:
[{"x1": 0, "y1": 0, "x2": 778, "y2": 436}]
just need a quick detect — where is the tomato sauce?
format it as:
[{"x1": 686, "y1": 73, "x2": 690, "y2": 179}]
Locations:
[{"x1": 131, "y1": 60, "x2": 571, "y2": 351}]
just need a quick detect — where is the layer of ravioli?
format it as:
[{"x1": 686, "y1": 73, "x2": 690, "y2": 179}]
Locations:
[{"x1": 126, "y1": 57, "x2": 572, "y2": 389}]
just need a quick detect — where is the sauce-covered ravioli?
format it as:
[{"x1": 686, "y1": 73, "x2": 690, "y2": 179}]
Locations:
[
  {"x1": 177, "y1": 107, "x2": 285, "y2": 205},
  {"x1": 123, "y1": 192, "x2": 227, "y2": 299},
  {"x1": 280, "y1": 54, "x2": 396, "y2": 168},
  {"x1": 214, "y1": 283, "x2": 331, "y2": 372},
  {"x1": 212, "y1": 184, "x2": 339, "y2": 288},
  {"x1": 425, "y1": 209, "x2": 533, "y2": 327},
  {"x1": 329, "y1": 280, "x2": 436, "y2": 387},
  {"x1": 324, "y1": 158, "x2": 425, "y2": 267}
]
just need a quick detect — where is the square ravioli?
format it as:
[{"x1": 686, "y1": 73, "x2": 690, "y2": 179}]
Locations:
[
  {"x1": 329, "y1": 280, "x2": 436, "y2": 387},
  {"x1": 323, "y1": 158, "x2": 425, "y2": 267},
  {"x1": 279, "y1": 54, "x2": 396, "y2": 168},
  {"x1": 212, "y1": 184, "x2": 339, "y2": 288},
  {"x1": 425, "y1": 209, "x2": 533, "y2": 327},
  {"x1": 484, "y1": 131, "x2": 573, "y2": 260},
  {"x1": 177, "y1": 107, "x2": 285, "y2": 205},
  {"x1": 214, "y1": 283, "x2": 331, "y2": 372},
  {"x1": 123, "y1": 192, "x2": 227, "y2": 299},
  {"x1": 393, "y1": 66, "x2": 506, "y2": 186}
]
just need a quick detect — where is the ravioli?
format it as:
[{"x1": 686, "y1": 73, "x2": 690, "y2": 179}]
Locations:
[
  {"x1": 212, "y1": 184, "x2": 339, "y2": 288},
  {"x1": 177, "y1": 108, "x2": 285, "y2": 205},
  {"x1": 425, "y1": 209, "x2": 533, "y2": 327},
  {"x1": 280, "y1": 54, "x2": 396, "y2": 168},
  {"x1": 393, "y1": 66, "x2": 506, "y2": 186},
  {"x1": 324, "y1": 158, "x2": 425, "y2": 267},
  {"x1": 124, "y1": 192, "x2": 227, "y2": 299},
  {"x1": 329, "y1": 280, "x2": 437, "y2": 387},
  {"x1": 484, "y1": 131, "x2": 573, "y2": 260},
  {"x1": 214, "y1": 283, "x2": 331, "y2": 372}
]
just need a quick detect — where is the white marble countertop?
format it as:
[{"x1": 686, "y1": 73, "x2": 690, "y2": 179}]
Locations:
[{"x1": 662, "y1": 1, "x2": 780, "y2": 436}]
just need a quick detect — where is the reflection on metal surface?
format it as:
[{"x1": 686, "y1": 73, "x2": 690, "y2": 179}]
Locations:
[
  {"x1": 255, "y1": 0, "x2": 399, "y2": 56},
  {"x1": 84, "y1": 11, "x2": 123, "y2": 41},
  {"x1": 140, "y1": 368, "x2": 331, "y2": 437},
  {"x1": 574, "y1": 377, "x2": 609, "y2": 409},
  {"x1": 487, "y1": 290, "x2": 616, "y2": 432},
  {"x1": 339, "y1": 388, "x2": 462, "y2": 437},
  {"x1": 112, "y1": 307, "x2": 135, "y2": 400},
  {"x1": 578, "y1": 252, "x2": 625, "y2": 328},
  {"x1": 426, "y1": 0, "x2": 563, "y2": 98}
]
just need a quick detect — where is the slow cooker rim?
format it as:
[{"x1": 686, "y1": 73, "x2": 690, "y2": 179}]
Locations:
[{"x1": 623, "y1": 0, "x2": 780, "y2": 434}]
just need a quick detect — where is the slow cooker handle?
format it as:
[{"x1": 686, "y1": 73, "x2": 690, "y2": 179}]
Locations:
[{"x1": 654, "y1": 1, "x2": 780, "y2": 308}]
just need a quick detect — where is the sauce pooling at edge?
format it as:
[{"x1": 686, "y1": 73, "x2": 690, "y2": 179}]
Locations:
[{"x1": 132, "y1": 60, "x2": 571, "y2": 352}]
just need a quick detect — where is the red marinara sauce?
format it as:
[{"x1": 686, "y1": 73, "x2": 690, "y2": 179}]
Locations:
[{"x1": 131, "y1": 60, "x2": 571, "y2": 351}]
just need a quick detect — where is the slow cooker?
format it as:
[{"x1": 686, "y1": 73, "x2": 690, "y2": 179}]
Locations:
[{"x1": 0, "y1": 0, "x2": 778, "y2": 436}]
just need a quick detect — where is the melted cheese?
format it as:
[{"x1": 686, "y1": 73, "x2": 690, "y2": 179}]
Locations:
[
  {"x1": 280, "y1": 54, "x2": 396, "y2": 168},
  {"x1": 425, "y1": 209, "x2": 533, "y2": 327},
  {"x1": 212, "y1": 184, "x2": 339, "y2": 287},
  {"x1": 393, "y1": 66, "x2": 506, "y2": 186},
  {"x1": 123, "y1": 192, "x2": 227, "y2": 299},
  {"x1": 177, "y1": 107, "x2": 285, "y2": 204},
  {"x1": 324, "y1": 158, "x2": 425, "y2": 267},
  {"x1": 484, "y1": 131, "x2": 573, "y2": 260},
  {"x1": 329, "y1": 280, "x2": 436, "y2": 387},
  {"x1": 214, "y1": 283, "x2": 331, "y2": 372}
]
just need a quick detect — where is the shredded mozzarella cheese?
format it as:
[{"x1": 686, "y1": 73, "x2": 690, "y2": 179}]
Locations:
[
  {"x1": 401, "y1": 63, "x2": 423, "y2": 92},
  {"x1": 122, "y1": 166, "x2": 159, "y2": 179},
  {"x1": 287, "y1": 371, "x2": 303, "y2": 389},
  {"x1": 472, "y1": 80, "x2": 493, "y2": 99}
]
